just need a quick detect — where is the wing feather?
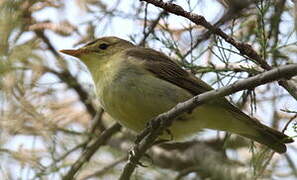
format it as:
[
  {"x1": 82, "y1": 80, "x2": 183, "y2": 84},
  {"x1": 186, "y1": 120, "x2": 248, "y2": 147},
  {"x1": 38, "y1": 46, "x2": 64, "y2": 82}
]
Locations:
[{"x1": 125, "y1": 47, "x2": 212, "y2": 95}]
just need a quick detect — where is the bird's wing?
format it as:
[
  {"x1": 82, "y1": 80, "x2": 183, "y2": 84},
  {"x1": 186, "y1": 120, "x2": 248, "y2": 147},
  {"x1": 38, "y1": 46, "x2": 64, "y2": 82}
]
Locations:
[
  {"x1": 125, "y1": 47, "x2": 248, "y2": 116},
  {"x1": 125, "y1": 47, "x2": 250, "y2": 119},
  {"x1": 125, "y1": 47, "x2": 212, "y2": 95}
]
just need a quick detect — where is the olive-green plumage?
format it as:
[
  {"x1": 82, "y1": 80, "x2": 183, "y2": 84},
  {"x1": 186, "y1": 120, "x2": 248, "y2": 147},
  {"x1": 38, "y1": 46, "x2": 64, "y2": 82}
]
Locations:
[{"x1": 60, "y1": 36, "x2": 293, "y2": 153}]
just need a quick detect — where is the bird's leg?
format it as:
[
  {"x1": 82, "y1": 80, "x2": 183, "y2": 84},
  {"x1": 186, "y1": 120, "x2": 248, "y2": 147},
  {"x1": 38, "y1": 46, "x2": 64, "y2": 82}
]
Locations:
[
  {"x1": 135, "y1": 118, "x2": 161, "y2": 144},
  {"x1": 128, "y1": 146, "x2": 148, "y2": 167}
]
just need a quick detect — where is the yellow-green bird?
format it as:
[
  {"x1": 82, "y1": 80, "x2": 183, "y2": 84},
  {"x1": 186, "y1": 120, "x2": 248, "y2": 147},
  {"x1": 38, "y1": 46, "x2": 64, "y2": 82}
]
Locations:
[{"x1": 60, "y1": 36, "x2": 293, "y2": 153}]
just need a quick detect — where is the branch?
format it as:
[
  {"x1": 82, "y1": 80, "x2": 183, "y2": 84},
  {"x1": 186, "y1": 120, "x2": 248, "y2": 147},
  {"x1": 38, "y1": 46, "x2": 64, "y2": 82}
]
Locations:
[
  {"x1": 181, "y1": 0, "x2": 259, "y2": 60},
  {"x1": 119, "y1": 63, "x2": 297, "y2": 180},
  {"x1": 140, "y1": 0, "x2": 266, "y2": 67},
  {"x1": 46, "y1": 68, "x2": 97, "y2": 117},
  {"x1": 62, "y1": 123, "x2": 121, "y2": 180},
  {"x1": 154, "y1": 142, "x2": 248, "y2": 180},
  {"x1": 140, "y1": 0, "x2": 297, "y2": 100},
  {"x1": 80, "y1": 156, "x2": 127, "y2": 180},
  {"x1": 35, "y1": 30, "x2": 98, "y2": 116},
  {"x1": 106, "y1": 134, "x2": 249, "y2": 173}
]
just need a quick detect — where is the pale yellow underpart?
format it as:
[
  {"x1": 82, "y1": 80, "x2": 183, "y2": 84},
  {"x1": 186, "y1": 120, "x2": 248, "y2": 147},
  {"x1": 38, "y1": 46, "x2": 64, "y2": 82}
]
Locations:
[{"x1": 85, "y1": 52, "x2": 255, "y2": 140}]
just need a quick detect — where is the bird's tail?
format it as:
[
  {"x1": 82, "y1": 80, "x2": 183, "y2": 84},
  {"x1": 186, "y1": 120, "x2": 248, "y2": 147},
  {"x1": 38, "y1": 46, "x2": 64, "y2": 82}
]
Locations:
[
  {"x1": 225, "y1": 104, "x2": 294, "y2": 153},
  {"x1": 238, "y1": 123, "x2": 293, "y2": 153}
]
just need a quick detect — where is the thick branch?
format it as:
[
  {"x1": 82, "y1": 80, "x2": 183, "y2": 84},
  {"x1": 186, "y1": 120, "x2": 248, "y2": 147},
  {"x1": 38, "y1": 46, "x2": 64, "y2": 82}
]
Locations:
[{"x1": 119, "y1": 63, "x2": 297, "y2": 180}]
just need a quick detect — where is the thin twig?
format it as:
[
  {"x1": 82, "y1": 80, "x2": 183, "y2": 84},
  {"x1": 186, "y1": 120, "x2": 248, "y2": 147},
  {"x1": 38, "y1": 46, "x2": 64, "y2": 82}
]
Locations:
[
  {"x1": 80, "y1": 156, "x2": 127, "y2": 180},
  {"x1": 35, "y1": 31, "x2": 98, "y2": 116},
  {"x1": 282, "y1": 114, "x2": 297, "y2": 133},
  {"x1": 139, "y1": 10, "x2": 168, "y2": 46},
  {"x1": 62, "y1": 123, "x2": 121, "y2": 180},
  {"x1": 140, "y1": 0, "x2": 297, "y2": 100},
  {"x1": 47, "y1": 68, "x2": 97, "y2": 117}
]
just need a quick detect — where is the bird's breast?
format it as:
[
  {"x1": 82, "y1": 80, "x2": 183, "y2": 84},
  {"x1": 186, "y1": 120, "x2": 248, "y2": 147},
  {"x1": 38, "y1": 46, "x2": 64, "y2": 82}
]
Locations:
[{"x1": 95, "y1": 66, "x2": 194, "y2": 133}]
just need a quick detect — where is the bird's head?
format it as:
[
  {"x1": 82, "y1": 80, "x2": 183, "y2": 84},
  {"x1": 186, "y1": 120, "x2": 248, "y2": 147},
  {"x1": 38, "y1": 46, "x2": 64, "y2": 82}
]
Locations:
[{"x1": 60, "y1": 36, "x2": 134, "y2": 67}]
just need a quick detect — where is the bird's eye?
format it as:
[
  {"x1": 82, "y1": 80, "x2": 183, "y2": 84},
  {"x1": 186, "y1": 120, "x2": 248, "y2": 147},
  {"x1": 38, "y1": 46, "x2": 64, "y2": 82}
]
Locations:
[{"x1": 98, "y1": 43, "x2": 109, "y2": 50}]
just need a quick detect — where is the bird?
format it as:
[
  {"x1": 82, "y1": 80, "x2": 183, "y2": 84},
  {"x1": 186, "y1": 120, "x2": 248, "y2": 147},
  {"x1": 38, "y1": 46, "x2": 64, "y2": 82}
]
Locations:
[{"x1": 60, "y1": 36, "x2": 293, "y2": 153}]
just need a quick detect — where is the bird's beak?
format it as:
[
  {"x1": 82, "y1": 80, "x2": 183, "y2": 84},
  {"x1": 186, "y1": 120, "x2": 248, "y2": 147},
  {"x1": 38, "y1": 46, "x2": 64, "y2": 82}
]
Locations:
[{"x1": 59, "y1": 49, "x2": 91, "y2": 58}]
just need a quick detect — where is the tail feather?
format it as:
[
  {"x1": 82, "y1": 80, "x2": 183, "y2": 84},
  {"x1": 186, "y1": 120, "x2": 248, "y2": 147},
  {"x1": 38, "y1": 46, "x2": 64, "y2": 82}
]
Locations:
[
  {"x1": 239, "y1": 126, "x2": 293, "y2": 153},
  {"x1": 222, "y1": 101, "x2": 294, "y2": 153}
]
